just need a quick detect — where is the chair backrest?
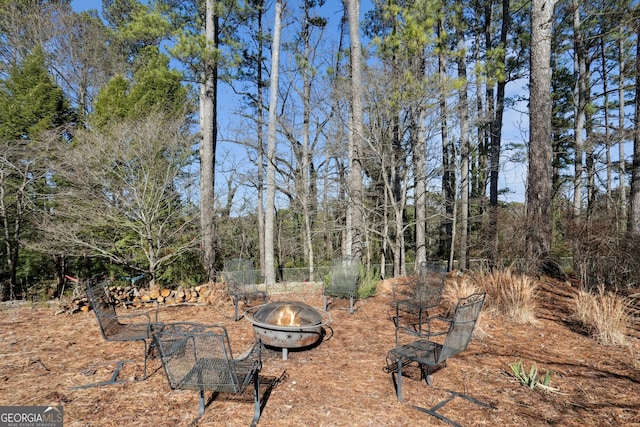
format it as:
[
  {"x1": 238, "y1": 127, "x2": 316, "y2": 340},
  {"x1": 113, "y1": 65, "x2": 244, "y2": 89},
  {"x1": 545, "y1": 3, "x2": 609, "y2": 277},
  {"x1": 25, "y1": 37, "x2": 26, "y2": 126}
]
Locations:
[
  {"x1": 224, "y1": 258, "x2": 258, "y2": 295},
  {"x1": 85, "y1": 278, "x2": 124, "y2": 340},
  {"x1": 329, "y1": 256, "x2": 360, "y2": 293},
  {"x1": 438, "y1": 292, "x2": 486, "y2": 363},
  {"x1": 155, "y1": 323, "x2": 242, "y2": 393},
  {"x1": 412, "y1": 261, "x2": 447, "y2": 306}
]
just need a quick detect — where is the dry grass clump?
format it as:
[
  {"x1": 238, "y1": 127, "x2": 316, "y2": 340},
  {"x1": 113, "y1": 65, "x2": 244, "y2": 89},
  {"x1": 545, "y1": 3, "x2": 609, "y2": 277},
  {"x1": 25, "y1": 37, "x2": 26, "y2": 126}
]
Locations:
[
  {"x1": 472, "y1": 268, "x2": 538, "y2": 324},
  {"x1": 574, "y1": 286, "x2": 630, "y2": 346},
  {"x1": 442, "y1": 273, "x2": 482, "y2": 311}
]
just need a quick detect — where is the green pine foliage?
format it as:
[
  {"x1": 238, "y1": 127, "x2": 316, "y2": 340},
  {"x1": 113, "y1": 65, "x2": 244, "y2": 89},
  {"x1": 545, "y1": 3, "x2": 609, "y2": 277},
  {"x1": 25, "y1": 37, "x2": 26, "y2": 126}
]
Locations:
[
  {"x1": 0, "y1": 48, "x2": 73, "y2": 140},
  {"x1": 91, "y1": 46, "x2": 192, "y2": 129}
]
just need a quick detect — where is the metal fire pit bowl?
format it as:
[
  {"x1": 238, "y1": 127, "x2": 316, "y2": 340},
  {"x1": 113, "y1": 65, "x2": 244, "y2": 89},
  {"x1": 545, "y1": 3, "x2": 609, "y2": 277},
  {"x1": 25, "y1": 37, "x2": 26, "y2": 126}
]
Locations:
[{"x1": 245, "y1": 301, "x2": 332, "y2": 360}]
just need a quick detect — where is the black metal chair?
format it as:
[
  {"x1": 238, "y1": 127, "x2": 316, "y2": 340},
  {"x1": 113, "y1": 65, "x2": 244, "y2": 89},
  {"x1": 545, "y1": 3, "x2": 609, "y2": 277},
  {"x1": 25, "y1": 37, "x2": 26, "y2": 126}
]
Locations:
[
  {"x1": 392, "y1": 261, "x2": 447, "y2": 345},
  {"x1": 386, "y1": 292, "x2": 486, "y2": 400},
  {"x1": 154, "y1": 322, "x2": 263, "y2": 426},
  {"x1": 323, "y1": 256, "x2": 361, "y2": 314},
  {"x1": 77, "y1": 277, "x2": 161, "y2": 388},
  {"x1": 224, "y1": 258, "x2": 267, "y2": 321}
]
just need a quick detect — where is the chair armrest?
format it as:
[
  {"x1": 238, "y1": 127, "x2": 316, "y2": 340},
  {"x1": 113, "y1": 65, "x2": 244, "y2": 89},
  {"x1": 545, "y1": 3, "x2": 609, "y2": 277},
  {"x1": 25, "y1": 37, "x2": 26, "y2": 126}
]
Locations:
[
  {"x1": 111, "y1": 310, "x2": 153, "y2": 330},
  {"x1": 423, "y1": 315, "x2": 453, "y2": 338}
]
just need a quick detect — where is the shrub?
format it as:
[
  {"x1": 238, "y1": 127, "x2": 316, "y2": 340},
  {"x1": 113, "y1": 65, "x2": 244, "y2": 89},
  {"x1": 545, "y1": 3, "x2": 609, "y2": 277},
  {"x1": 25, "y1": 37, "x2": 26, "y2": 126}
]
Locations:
[
  {"x1": 473, "y1": 268, "x2": 538, "y2": 324},
  {"x1": 358, "y1": 266, "x2": 379, "y2": 299},
  {"x1": 574, "y1": 286, "x2": 630, "y2": 346},
  {"x1": 442, "y1": 273, "x2": 481, "y2": 311}
]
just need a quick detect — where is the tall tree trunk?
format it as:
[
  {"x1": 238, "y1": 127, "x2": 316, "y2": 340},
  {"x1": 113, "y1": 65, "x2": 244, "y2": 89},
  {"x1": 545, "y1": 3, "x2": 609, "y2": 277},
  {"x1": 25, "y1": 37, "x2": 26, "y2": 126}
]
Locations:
[
  {"x1": 256, "y1": 2, "x2": 266, "y2": 275},
  {"x1": 438, "y1": 18, "x2": 454, "y2": 264},
  {"x1": 301, "y1": 3, "x2": 315, "y2": 280},
  {"x1": 200, "y1": 0, "x2": 218, "y2": 283},
  {"x1": 345, "y1": 0, "x2": 364, "y2": 260},
  {"x1": 572, "y1": 0, "x2": 585, "y2": 223},
  {"x1": 483, "y1": 0, "x2": 495, "y2": 265},
  {"x1": 457, "y1": 7, "x2": 470, "y2": 271},
  {"x1": 601, "y1": 36, "x2": 612, "y2": 213},
  {"x1": 629, "y1": 23, "x2": 640, "y2": 234},
  {"x1": 526, "y1": 0, "x2": 556, "y2": 272},
  {"x1": 619, "y1": 36, "x2": 627, "y2": 231},
  {"x1": 473, "y1": 11, "x2": 488, "y2": 245},
  {"x1": 265, "y1": 0, "x2": 283, "y2": 286},
  {"x1": 488, "y1": 0, "x2": 509, "y2": 267},
  {"x1": 414, "y1": 53, "x2": 428, "y2": 267}
]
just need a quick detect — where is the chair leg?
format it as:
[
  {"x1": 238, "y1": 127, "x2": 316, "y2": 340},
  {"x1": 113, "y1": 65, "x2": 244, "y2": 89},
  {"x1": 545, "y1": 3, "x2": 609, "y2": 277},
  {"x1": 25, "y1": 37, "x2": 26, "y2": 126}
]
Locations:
[
  {"x1": 192, "y1": 389, "x2": 205, "y2": 425},
  {"x1": 349, "y1": 295, "x2": 354, "y2": 314},
  {"x1": 234, "y1": 296, "x2": 240, "y2": 321},
  {"x1": 70, "y1": 360, "x2": 130, "y2": 389},
  {"x1": 141, "y1": 339, "x2": 149, "y2": 380},
  {"x1": 323, "y1": 295, "x2": 328, "y2": 311},
  {"x1": 422, "y1": 363, "x2": 437, "y2": 386},
  {"x1": 251, "y1": 370, "x2": 261, "y2": 427},
  {"x1": 396, "y1": 359, "x2": 403, "y2": 401}
]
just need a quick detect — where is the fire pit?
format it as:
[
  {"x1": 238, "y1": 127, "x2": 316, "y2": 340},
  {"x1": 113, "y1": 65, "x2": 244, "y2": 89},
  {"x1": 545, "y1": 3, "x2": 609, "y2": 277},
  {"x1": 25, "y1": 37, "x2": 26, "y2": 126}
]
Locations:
[{"x1": 245, "y1": 301, "x2": 331, "y2": 360}]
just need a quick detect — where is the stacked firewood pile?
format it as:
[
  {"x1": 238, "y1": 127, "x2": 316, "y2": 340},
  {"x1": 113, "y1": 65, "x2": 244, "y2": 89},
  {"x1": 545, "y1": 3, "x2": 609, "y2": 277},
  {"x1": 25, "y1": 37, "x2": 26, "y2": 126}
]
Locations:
[{"x1": 56, "y1": 282, "x2": 228, "y2": 315}]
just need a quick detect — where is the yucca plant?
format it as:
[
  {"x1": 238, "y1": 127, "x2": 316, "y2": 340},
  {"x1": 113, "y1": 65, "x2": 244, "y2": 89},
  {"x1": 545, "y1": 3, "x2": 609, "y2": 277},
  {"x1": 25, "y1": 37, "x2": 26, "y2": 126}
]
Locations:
[{"x1": 510, "y1": 360, "x2": 552, "y2": 390}]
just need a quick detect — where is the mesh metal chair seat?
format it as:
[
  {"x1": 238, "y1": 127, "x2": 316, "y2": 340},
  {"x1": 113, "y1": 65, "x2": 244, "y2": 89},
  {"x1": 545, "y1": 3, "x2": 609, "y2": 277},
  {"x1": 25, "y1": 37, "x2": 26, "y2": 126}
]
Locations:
[
  {"x1": 323, "y1": 256, "x2": 361, "y2": 314},
  {"x1": 154, "y1": 322, "x2": 263, "y2": 426},
  {"x1": 392, "y1": 261, "x2": 447, "y2": 345},
  {"x1": 77, "y1": 277, "x2": 161, "y2": 389},
  {"x1": 224, "y1": 258, "x2": 267, "y2": 321},
  {"x1": 387, "y1": 292, "x2": 486, "y2": 400}
]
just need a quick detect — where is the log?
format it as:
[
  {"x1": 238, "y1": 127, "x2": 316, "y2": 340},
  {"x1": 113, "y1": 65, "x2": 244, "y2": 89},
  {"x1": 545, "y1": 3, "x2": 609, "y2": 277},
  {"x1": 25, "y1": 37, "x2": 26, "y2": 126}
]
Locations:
[{"x1": 160, "y1": 288, "x2": 171, "y2": 298}]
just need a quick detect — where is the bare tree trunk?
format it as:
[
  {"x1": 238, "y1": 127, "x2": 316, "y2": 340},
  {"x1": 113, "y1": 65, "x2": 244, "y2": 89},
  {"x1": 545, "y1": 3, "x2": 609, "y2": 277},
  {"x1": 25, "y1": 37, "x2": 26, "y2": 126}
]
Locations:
[
  {"x1": 473, "y1": 14, "x2": 489, "y2": 245},
  {"x1": 570, "y1": 0, "x2": 586, "y2": 274},
  {"x1": 256, "y1": 3, "x2": 266, "y2": 275},
  {"x1": 629, "y1": 25, "x2": 640, "y2": 234},
  {"x1": 572, "y1": 0, "x2": 585, "y2": 222},
  {"x1": 526, "y1": 0, "x2": 556, "y2": 271},
  {"x1": 345, "y1": 0, "x2": 364, "y2": 260},
  {"x1": 415, "y1": 105, "x2": 428, "y2": 267},
  {"x1": 619, "y1": 37, "x2": 627, "y2": 231},
  {"x1": 481, "y1": 1, "x2": 494, "y2": 264},
  {"x1": 601, "y1": 37, "x2": 612, "y2": 213},
  {"x1": 264, "y1": 0, "x2": 283, "y2": 286},
  {"x1": 457, "y1": 7, "x2": 470, "y2": 271},
  {"x1": 488, "y1": 0, "x2": 509, "y2": 267},
  {"x1": 438, "y1": 17, "x2": 454, "y2": 263},
  {"x1": 345, "y1": 113, "x2": 353, "y2": 255},
  {"x1": 0, "y1": 196, "x2": 19, "y2": 299},
  {"x1": 301, "y1": 3, "x2": 315, "y2": 280},
  {"x1": 200, "y1": 0, "x2": 218, "y2": 284}
]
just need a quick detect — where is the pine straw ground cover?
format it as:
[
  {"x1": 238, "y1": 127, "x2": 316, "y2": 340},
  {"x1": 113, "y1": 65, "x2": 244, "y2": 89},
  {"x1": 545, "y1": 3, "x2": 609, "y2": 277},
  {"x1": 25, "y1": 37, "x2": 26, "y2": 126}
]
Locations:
[{"x1": 1, "y1": 276, "x2": 640, "y2": 426}]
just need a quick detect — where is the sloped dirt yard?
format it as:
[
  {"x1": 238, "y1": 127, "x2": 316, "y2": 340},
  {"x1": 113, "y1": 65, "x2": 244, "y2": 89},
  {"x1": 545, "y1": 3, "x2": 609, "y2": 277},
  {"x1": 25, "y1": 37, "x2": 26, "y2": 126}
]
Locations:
[{"x1": 1, "y1": 276, "x2": 640, "y2": 426}]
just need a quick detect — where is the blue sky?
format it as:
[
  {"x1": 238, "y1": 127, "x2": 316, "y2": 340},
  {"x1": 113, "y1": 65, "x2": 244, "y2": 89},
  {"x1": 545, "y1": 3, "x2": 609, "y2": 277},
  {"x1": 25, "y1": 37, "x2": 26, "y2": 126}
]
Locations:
[{"x1": 71, "y1": 0, "x2": 102, "y2": 12}]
